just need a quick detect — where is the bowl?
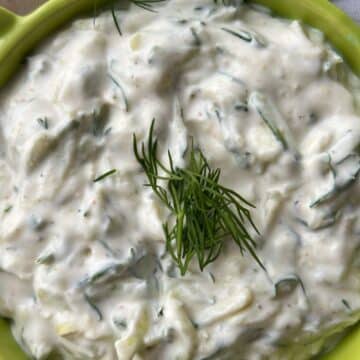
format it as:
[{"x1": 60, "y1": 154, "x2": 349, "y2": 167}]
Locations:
[{"x1": 0, "y1": 0, "x2": 359, "y2": 359}]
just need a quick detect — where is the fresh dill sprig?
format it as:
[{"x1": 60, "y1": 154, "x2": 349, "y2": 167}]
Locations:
[
  {"x1": 133, "y1": 119, "x2": 264, "y2": 275},
  {"x1": 93, "y1": 169, "x2": 117, "y2": 183}
]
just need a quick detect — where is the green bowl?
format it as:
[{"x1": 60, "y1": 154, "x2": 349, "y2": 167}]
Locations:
[{"x1": 0, "y1": 0, "x2": 359, "y2": 359}]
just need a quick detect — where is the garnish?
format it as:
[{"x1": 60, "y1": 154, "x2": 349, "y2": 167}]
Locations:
[
  {"x1": 93, "y1": 169, "x2": 117, "y2": 183},
  {"x1": 133, "y1": 119, "x2": 263, "y2": 275}
]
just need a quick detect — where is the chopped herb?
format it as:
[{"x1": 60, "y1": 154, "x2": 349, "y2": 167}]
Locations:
[
  {"x1": 208, "y1": 272, "x2": 216, "y2": 283},
  {"x1": 249, "y1": 91, "x2": 298, "y2": 153},
  {"x1": 92, "y1": 111, "x2": 103, "y2": 137},
  {"x1": 133, "y1": 119, "x2": 264, "y2": 275},
  {"x1": 108, "y1": 73, "x2": 129, "y2": 112},
  {"x1": 252, "y1": 102, "x2": 287, "y2": 149},
  {"x1": 213, "y1": 0, "x2": 244, "y2": 7},
  {"x1": 131, "y1": 0, "x2": 167, "y2": 12},
  {"x1": 190, "y1": 318, "x2": 199, "y2": 329},
  {"x1": 98, "y1": 239, "x2": 117, "y2": 256},
  {"x1": 310, "y1": 149, "x2": 360, "y2": 208},
  {"x1": 104, "y1": 127, "x2": 112, "y2": 136},
  {"x1": 29, "y1": 215, "x2": 46, "y2": 231},
  {"x1": 35, "y1": 252, "x2": 55, "y2": 265},
  {"x1": 4, "y1": 205, "x2": 12, "y2": 213},
  {"x1": 78, "y1": 263, "x2": 124, "y2": 288},
  {"x1": 84, "y1": 294, "x2": 102, "y2": 321},
  {"x1": 218, "y1": 70, "x2": 247, "y2": 86},
  {"x1": 157, "y1": 307, "x2": 164, "y2": 317},
  {"x1": 342, "y1": 299, "x2": 352, "y2": 312},
  {"x1": 221, "y1": 27, "x2": 267, "y2": 47},
  {"x1": 37, "y1": 117, "x2": 49, "y2": 130},
  {"x1": 113, "y1": 318, "x2": 127, "y2": 328},
  {"x1": 155, "y1": 257, "x2": 164, "y2": 272},
  {"x1": 234, "y1": 103, "x2": 249, "y2": 112},
  {"x1": 177, "y1": 19, "x2": 188, "y2": 25},
  {"x1": 93, "y1": 169, "x2": 117, "y2": 183},
  {"x1": 214, "y1": 108, "x2": 222, "y2": 122},
  {"x1": 190, "y1": 27, "x2": 202, "y2": 46},
  {"x1": 111, "y1": 5, "x2": 122, "y2": 36},
  {"x1": 221, "y1": 27, "x2": 252, "y2": 42}
]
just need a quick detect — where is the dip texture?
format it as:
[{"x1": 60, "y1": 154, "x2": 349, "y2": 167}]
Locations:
[{"x1": 0, "y1": 1, "x2": 360, "y2": 359}]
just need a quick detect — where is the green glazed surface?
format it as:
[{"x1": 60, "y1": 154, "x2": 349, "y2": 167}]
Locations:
[{"x1": 0, "y1": 0, "x2": 359, "y2": 358}]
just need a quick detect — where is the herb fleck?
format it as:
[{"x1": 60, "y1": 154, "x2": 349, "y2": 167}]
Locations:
[
  {"x1": 111, "y1": 5, "x2": 122, "y2": 36},
  {"x1": 342, "y1": 299, "x2": 352, "y2": 312},
  {"x1": 4, "y1": 205, "x2": 12, "y2": 213},
  {"x1": 93, "y1": 169, "x2": 117, "y2": 183},
  {"x1": 37, "y1": 117, "x2": 49, "y2": 130},
  {"x1": 84, "y1": 294, "x2": 103, "y2": 321}
]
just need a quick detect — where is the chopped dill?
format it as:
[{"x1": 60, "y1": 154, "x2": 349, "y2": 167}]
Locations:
[
  {"x1": 35, "y1": 252, "x2": 55, "y2": 265},
  {"x1": 37, "y1": 117, "x2": 49, "y2": 130},
  {"x1": 4, "y1": 205, "x2": 12, "y2": 213},
  {"x1": 93, "y1": 169, "x2": 117, "y2": 183},
  {"x1": 221, "y1": 27, "x2": 252, "y2": 42},
  {"x1": 131, "y1": 0, "x2": 167, "y2": 13},
  {"x1": 342, "y1": 299, "x2": 352, "y2": 312},
  {"x1": 84, "y1": 294, "x2": 103, "y2": 321},
  {"x1": 190, "y1": 27, "x2": 202, "y2": 46},
  {"x1": 111, "y1": 5, "x2": 122, "y2": 36},
  {"x1": 108, "y1": 73, "x2": 129, "y2": 112},
  {"x1": 113, "y1": 318, "x2": 127, "y2": 328},
  {"x1": 208, "y1": 272, "x2": 216, "y2": 283}
]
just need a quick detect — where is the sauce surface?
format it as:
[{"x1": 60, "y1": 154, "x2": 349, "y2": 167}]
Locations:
[{"x1": 0, "y1": 1, "x2": 360, "y2": 359}]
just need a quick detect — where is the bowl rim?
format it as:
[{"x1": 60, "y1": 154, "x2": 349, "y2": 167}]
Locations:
[{"x1": 0, "y1": 1, "x2": 359, "y2": 359}]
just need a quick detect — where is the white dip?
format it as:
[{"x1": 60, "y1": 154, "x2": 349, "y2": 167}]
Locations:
[{"x1": 0, "y1": 1, "x2": 360, "y2": 359}]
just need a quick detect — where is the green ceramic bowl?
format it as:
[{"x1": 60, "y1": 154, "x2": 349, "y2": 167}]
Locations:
[{"x1": 0, "y1": 0, "x2": 359, "y2": 359}]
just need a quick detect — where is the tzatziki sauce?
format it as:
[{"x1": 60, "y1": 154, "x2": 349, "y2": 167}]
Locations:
[{"x1": 0, "y1": 1, "x2": 360, "y2": 359}]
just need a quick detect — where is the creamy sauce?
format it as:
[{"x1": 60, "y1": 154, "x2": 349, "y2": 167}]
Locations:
[{"x1": 1, "y1": 1, "x2": 360, "y2": 359}]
